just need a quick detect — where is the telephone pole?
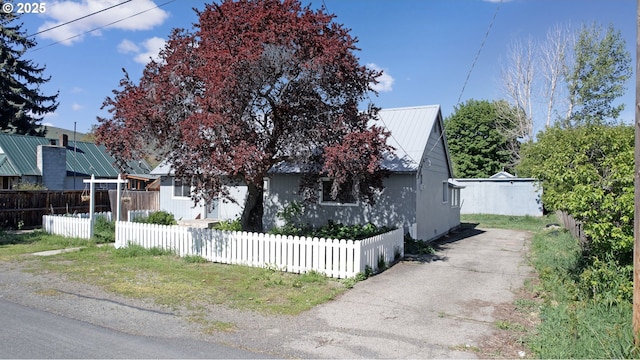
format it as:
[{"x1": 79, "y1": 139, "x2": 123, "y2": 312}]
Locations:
[{"x1": 634, "y1": 0, "x2": 640, "y2": 345}]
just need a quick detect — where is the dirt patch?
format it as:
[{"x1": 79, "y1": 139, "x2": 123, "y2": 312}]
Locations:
[{"x1": 476, "y1": 279, "x2": 542, "y2": 359}]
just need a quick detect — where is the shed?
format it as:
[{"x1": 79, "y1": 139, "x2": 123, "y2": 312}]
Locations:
[{"x1": 455, "y1": 171, "x2": 543, "y2": 216}]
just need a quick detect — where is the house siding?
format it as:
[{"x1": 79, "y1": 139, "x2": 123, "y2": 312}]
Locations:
[
  {"x1": 415, "y1": 120, "x2": 454, "y2": 242},
  {"x1": 157, "y1": 176, "x2": 247, "y2": 221},
  {"x1": 263, "y1": 173, "x2": 417, "y2": 236}
]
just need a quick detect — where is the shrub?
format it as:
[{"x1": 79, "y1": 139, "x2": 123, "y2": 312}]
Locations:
[
  {"x1": 403, "y1": 233, "x2": 435, "y2": 255},
  {"x1": 135, "y1": 211, "x2": 177, "y2": 225},
  {"x1": 212, "y1": 218, "x2": 242, "y2": 231},
  {"x1": 93, "y1": 216, "x2": 115, "y2": 243}
]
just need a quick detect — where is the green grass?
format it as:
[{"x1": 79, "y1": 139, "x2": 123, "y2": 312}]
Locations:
[
  {"x1": 461, "y1": 213, "x2": 558, "y2": 232},
  {"x1": 0, "y1": 230, "x2": 95, "y2": 259},
  {"x1": 1, "y1": 234, "x2": 346, "y2": 316}
]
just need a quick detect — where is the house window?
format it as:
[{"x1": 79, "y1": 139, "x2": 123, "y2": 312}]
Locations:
[
  {"x1": 173, "y1": 178, "x2": 191, "y2": 198},
  {"x1": 319, "y1": 178, "x2": 358, "y2": 206},
  {"x1": 442, "y1": 181, "x2": 448, "y2": 203},
  {"x1": 451, "y1": 187, "x2": 460, "y2": 207}
]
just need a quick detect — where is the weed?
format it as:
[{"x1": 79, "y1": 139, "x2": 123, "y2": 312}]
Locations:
[
  {"x1": 115, "y1": 244, "x2": 174, "y2": 258},
  {"x1": 377, "y1": 254, "x2": 387, "y2": 272},
  {"x1": 183, "y1": 255, "x2": 207, "y2": 264}
]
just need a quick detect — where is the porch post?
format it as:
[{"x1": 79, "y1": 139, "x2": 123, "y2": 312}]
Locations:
[{"x1": 89, "y1": 174, "x2": 95, "y2": 238}]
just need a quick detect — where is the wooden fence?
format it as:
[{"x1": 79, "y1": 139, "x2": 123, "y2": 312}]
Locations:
[
  {"x1": 555, "y1": 210, "x2": 588, "y2": 248},
  {"x1": 0, "y1": 190, "x2": 110, "y2": 229},
  {"x1": 108, "y1": 190, "x2": 159, "y2": 221},
  {"x1": 115, "y1": 221, "x2": 404, "y2": 279},
  {"x1": 42, "y1": 212, "x2": 112, "y2": 239}
]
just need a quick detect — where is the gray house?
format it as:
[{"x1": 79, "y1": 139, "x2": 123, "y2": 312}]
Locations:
[
  {"x1": 456, "y1": 171, "x2": 543, "y2": 217},
  {"x1": 263, "y1": 105, "x2": 462, "y2": 242}
]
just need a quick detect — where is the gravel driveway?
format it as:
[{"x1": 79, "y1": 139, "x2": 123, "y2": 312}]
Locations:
[{"x1": 0, "y1": 226, "x2": 534, "y2": 359}]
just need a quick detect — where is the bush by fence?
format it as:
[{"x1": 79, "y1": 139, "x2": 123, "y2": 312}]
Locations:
[
  {"x1": 115, "y1": 221, "x2": 404, "y2": 279},
  {"x1": 555, "y1": 210, "x2": 587, "y2": 248}
]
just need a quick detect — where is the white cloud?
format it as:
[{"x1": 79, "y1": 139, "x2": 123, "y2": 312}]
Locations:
[
  {"x1": 70, "y1": 87, "x2": 84, "y2": 93},
  {"x1": 37, "y1": 0, "x2": 169, "y2": 45},
  {"x1": 71, "y1": 103, "x2": 84, "y2": 111},
  {"x1": 119, "y1": 37, "x2": 165, "y2": 64},
  {"x1": 117, "y1": 39, "x2": 140, "y2": 54},
  {"x1": 367, "y1": 63, "x2": 394, "y2": 93},
  {"x1": 133, "y1": 37, "x2": 166, "y2": 64}
]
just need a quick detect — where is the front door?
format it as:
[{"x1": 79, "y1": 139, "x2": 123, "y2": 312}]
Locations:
[{"x1": 206, "y1": 198, "x2": 219, "y2": 219}]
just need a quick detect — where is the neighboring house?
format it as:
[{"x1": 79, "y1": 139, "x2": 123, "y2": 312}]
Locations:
[
  {"x1": 264, "y1": 105, "x2": 462, "y2": 242},
  {"x1": 149, "y1": 161, "x2": 247, "y2": 222},
  {"x1": 455, "y1": 171, "x2": 543, "y2": 217},
  {"x1": 0, "y1": 133, "x2": 153, "y2": 190}
]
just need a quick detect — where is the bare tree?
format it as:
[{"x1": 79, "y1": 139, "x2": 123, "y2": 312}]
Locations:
[
  {"x1": 538, "y1": 23, "x2": 574, "y2": 127},
  {"x1": 499, "y1": 37, "x2": 535, "y2": 143}
]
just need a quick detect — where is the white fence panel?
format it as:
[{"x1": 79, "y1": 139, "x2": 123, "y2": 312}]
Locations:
[
  {"x1": 114, "y1": 221, "x2": 404, "y2": 279},
  {"x1": 42, "y1": 212, "x2": 113, "y2": 239}
]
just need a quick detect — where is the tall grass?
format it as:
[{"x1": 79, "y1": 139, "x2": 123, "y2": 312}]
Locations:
[{"x1": 529, "y1": 227, "x2": 638, "y2": 358}]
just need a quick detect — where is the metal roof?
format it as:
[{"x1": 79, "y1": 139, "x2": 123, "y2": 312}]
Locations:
[
  {"x1": 152, "y1": 105, "x2": 446, "y2": 175},
  {"x1": 375, "y1": 105, "x2": 441, "y2": 172},
  {"x1": 0, "y1": 132, "x2": 151, "y2": 177}
]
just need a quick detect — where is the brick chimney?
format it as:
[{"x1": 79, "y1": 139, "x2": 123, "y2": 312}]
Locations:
[{"x1": 59, "y1": 134, "x2": 68, "y2": 147}]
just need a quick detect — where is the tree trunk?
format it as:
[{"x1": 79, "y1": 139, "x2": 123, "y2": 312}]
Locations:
[{"x1": 240, "y1": 183, "x2": 263, "y2": 232}]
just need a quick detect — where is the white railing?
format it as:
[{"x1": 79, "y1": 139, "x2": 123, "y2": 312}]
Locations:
[
  {"x1": 115, "y1": 221, "x2": 404, "y2": 279},
  {"x1": 128, "y1": 209, "x2": 155, "y2": 222},
  {"x1": 42, "y1": 212, "x2": 112, "y2": 239}
]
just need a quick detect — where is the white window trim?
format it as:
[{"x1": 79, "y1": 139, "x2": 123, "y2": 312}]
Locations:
[
  {"x1": 442, "y1": 181, "x2": 448, "y2": 203},
  {"x1": 172, "y1": 178, "x2": 192, "y2": 199},
  {"x1": 451, "y1": 187, "x2": 460, "y2": 208},
  {"x1": 319, "y1": 177, "x2": 359, "y2": 207}
]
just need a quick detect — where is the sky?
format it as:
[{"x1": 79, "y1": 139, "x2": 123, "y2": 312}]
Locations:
[{"x1": 13, "y1": 0, "x2": 637, "y2": 135}]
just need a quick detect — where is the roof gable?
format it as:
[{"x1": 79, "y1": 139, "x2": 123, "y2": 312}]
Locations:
[{"x1": 375, "y1": 105, "x2": 441, "y2": 172}]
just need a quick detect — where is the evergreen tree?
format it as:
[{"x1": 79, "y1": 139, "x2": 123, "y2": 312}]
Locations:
[{"x1": 0, "y1": 12, "x2": 58, "y2": 135}]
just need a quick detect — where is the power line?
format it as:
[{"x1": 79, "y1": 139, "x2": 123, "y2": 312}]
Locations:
[
  {"x1": 27, "y1": 0, "x2": 133, "y2": 38},
  {"x1": 456, "y1": 0, "x2": 502, "y2": 104},
  {"x1": 28, "y1": 0, "x2": 176, "y2": 52}
]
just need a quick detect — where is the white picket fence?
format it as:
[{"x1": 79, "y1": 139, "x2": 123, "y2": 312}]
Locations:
[
  {"x1": 128, "y1": 209, "x2": 155, "y2": 222},
  {"x1": 42, "y1": 212, "x2": 112, "y2": 239},
  {"x1": 115, "y1": 221, "x2": 404, "y2": 279}
]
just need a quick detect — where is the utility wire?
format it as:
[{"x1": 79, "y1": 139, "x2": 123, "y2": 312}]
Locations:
[
  {"x1": 456, "y1": 0, "x2": 502, "y2": 104},
  {"x1": 28, "y1": 0, "x2": 176, "y2": 52},
  {"x1": 27, "y1": 0, "x2": 133, "y2": 38},
  {"x1": 424, "y1": 0, "x2": 502, "y2": 159}
]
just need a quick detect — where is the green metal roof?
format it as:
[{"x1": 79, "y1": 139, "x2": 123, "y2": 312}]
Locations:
[
  {"x1": 0, "y1": 132, "x2": 151, "y2": 177},
  {"x1": 0, "y1": 154, "x2": 18, "y2": 176}
]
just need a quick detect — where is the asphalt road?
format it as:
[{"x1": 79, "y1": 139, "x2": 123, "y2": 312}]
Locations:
[{"x1": 0, "y1": 298, "x2": 271, "y2": 359}]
